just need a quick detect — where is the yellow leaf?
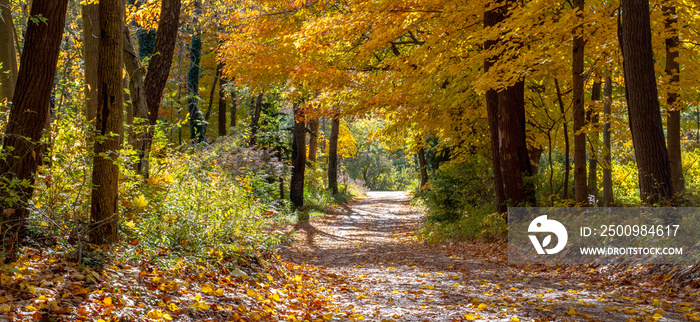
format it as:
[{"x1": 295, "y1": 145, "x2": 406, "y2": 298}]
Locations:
[
  {"x1": 652, "y1": 313, "x2": 663, "y2": 319},
  {"x1": 168, "y1": 303, "x2": 178, "y2": 312},
  {"x1": 134, "y1": 195, "x2": 149, "y2": 208},
  {"x1": 465, "y1": 314, "x2": 475, "y2": 321},
  {"x1": 567, "y1": 307, "x2": 577, "y2": 315},
  {"x1": 201, "y1": 285, "x2": 214, "y2": 294},
  {"x1": 215, "y1": 288, "x2": 224, "y2": 296},
  {"x1": 103, "y1": 297, "x2": 112, "y2": 306},
  {"x1": 511, "y1": 318, "x2": 520, "y2": 322},
  {"x1": 477, "y1": 303, "x2": 488, "y2": 310},
  {"x1": 124, "y1": 220, "x2": 136, "y2": 229},
  {"x1": 246, "y1": 289, "x2": 257, "y2": 297}
]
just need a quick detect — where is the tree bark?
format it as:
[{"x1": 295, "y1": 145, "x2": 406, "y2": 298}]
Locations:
[
  {"x1": 0, "y1": 0, "x2": 68, "y2": 260},
  {"x1": 603, "y1": 76, "x2": 613, "y2": 206},
  {"x1": 328, "y1": 115, "x2": 340, "y2": 195},
  {"x1": 555, "y1": 78, "x2": 571, "y2": 199},
  {"x1": 90, "y1": 0, "x2": 124, "y2": 245},
  {"x1": 218, "y1": 74, "x2": 228, "y2": 137},
  {"x1": 498, "y1": 80, "x2": 533, "y2": 206},
  {"x1": 143, "y1": 0, "x2": 180, "y2": 125},
  {"x1": 484, "y1": 0, "x2": 507, "y2": 214},
  {"x1": 290, "y1": 103, "x2": 306, "y2": 210},
  {"x1": 573, "y1": 0, "x2": 588, "y2": 205},
  {"x1": 140, "y1": 0, "x2": 181, "y2": 177},
  {"x1": 588, "y1": 80, "x2": 601, "y2": 203},
  {"x1": 230, "y1": 80, "x2": 237, "y2": 127},
  {"x1": 186, "y1": 1, "x2": 205, "y2": 143},
  {"x1": 0, "y1": 0, "x2": 17, "y2": 105},
  {"x1": 620, "y1": 0, "x2": 674, "y2": 204},
  {"x1": 204, "y1": 63, "x2": 221, "y2": 122},
  {"x1": 664, "y1": 1, "x2": 683, "y2": 197},
  {"x1": 122, "y1": 24, "x2": 149, "y2": 173},
  {"x1": 308, "y1": 118, "x2": 319, "y2": 163},
  {"x1": 249, "y1": 93, "x2": 263, "y2": 146},
  {"x1": 418, "y1": 146, "x2": 428, "y2": 189},
  {"x1": 81, "y1": 2, "x2": 99, "y2": 123}
]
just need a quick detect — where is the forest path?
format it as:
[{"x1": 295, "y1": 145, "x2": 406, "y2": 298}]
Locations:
[{"x1": 280, "y1": 192, "x2": 694, "y2": 321}]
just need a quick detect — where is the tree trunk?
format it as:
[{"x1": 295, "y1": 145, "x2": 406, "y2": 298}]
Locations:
[
  {"x1": 603, "y1": 76, "x2": 613, "y2": 206},
  {"x1": 0, "y1": 0, "x2": 17, "y2": 104},
  {"x1": 418, "y1": 146, "x2": 428, "y2": 189},
  {"x1": 328, "y1": 115, "x2": 340, "y2": 195},
  {"x1": 573, "y1": 0, "x2": 587, "y2": 205},
  {"x1": 0, "y1": 0, "x2": 68, "y2": 260},
  {"x1": 204, "y1": 63, "x2": 221, "y2": 122},
  {"x1": 664, "y1": 1, "x2": 683, "y2": 197},
  {"x1": 308, "y1": 118, "x2": 319, "y2": 163},
  {"x1": 554, "y1": 78, "x2": 571, "y2": 199},
  {"x1": 498, "y1": 80, "x2": 533, "y2": 206},
  {"x1": 122, "y1": 24, "x2": 149, "y2": 173},
  {"x1": 588, "y1": 80, "x2": 601, "y2": 204},
  {"x1": 81, "y1": 2, "x2": 99, "y2": 123},
  {"x1": 484, "y1": 1, "x2": 507, "y2": 214},
  {"x1": 230, "y1": 80, "x2": 237, "y2": 127},
  {"x1": 249, "y1": 93, "x2": 263, "y2": 146},
  {"x1": 620, "y1": 0, "x2": 674, "y2": 204},
  {"x1": 186, "y1": 1, "x2": 205, "y2": 143},
  {"x1": 90, "y1": 0, "x2": 124, "y2": 245},
  {"x1": 290, "y1": 103, "x2": 306, "y2": 210},
  {"x1": 218, "y1": 75, "x2": 227, "y2": 137},
  {"x1": 141, "y1": 0, "x2": 181, "y2": 177},
  {"x1": 529, "y1": 146, "x2": 543, "y2": 175}
]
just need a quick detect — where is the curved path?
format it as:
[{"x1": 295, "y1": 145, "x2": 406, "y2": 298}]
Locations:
[{"x1": 280, "y1": 192, "x2": 694, "y2": 321}]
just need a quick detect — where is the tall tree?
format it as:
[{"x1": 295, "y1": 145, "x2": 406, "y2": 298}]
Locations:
[
  {"x1": 602, "y1": 76, "x2": 613, "y2": 206},
  {"x1": 218, "y1": 74, "x2": 228, "y2": 137},
  {"x1": 308, "y1": 118, "x2": 319, "y2": 163},
  {"x1": 122, "y1": 24, "x2": 149, "y2": 172},
  {"x1": 620, "y1": 0, "x2": 674, "y2": 204},
  {"x1": 0, "y1": 0, "x2": 17, "y2": 105},
  {"x1": 555, "y1": 78, "x2": 571, "y2": 199},
  {"x1": 90, "y1": 0, "x2": 124, "y2": 245},
  {"x1": 186, "y1": 0, "x2": 206, "y2": 143},
  {"x1": 249, "y1": 93, "x2": 263, "y2": 146},
  {"x1": 498, "y1": 80, "x2": 533, "y2": 206},
  {"x1": 328, "y1": 114, "x2": 340, "y2": 195},
  {"x1": 290, "y1": 103, "x2": 306, "y2": 210},
  {"x1": 418, "y1": 146, "x2": 428, "y2": 190},
  {"x1": 573, "y1": 0, "x2": 588, "y2": 204},
  {"x1": 0, "y1": 0, "x2": 68, "y2": 259},
  {"x1": 230, "y1": 83, "x2": 237, "y2": 127},
  {"x1": 484, "y1": 0, "x2": 507, "y2": 214},
  {"x1": 81, "y1": 2, "x2": 99, "y2": 123},
  {"x1": 664, "y1": 0, "x2": 683, "y2": 196},
  {"x1": 588, "y1": 80, "x2": 602, "y2": 203},
  {"x1": 141, "y1": 0, "x2": 182, "y2": 175}
]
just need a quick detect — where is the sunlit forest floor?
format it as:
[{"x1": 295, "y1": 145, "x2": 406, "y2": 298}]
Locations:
[{"x1": 282, "y1": 192, "x2": 700, "y2": 322}]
